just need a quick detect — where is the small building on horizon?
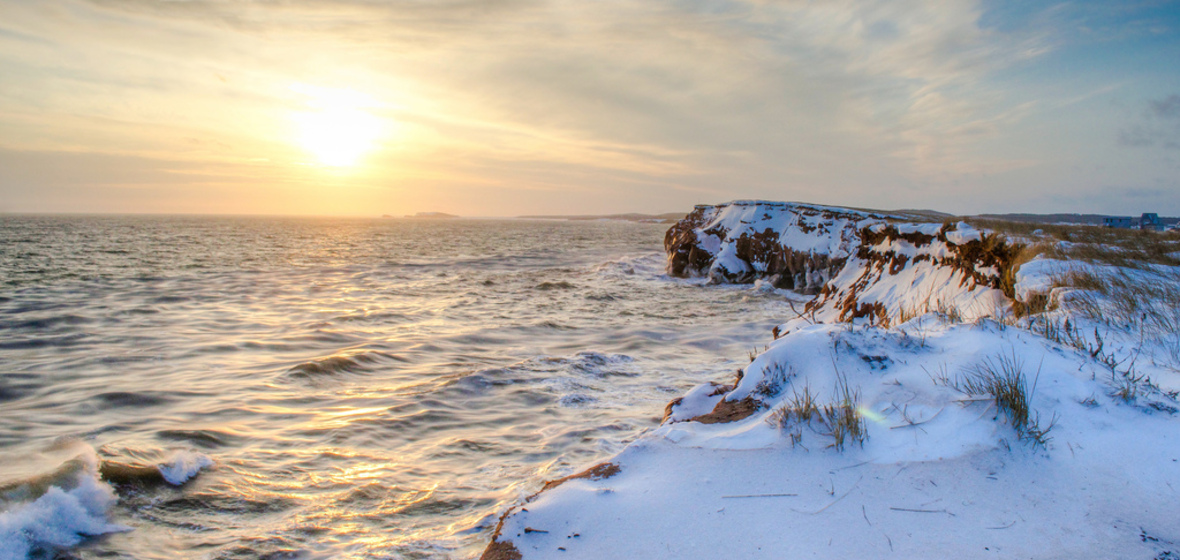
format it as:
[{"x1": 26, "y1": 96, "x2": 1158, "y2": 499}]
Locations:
[
  {"x1": 1104, "y1": 216, "x2": 1133, "y2": 228},
  {"x1": 1141, "y1": 213, "x2": 1163, "y2": 231},
  {"x1": 1103, "y1": 214, "x2": 1165, "y2": 229}
]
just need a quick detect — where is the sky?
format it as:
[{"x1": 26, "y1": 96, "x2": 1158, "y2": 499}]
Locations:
[{"x1": 1, "y1": 0, "x2": 1179, "y2": 217}]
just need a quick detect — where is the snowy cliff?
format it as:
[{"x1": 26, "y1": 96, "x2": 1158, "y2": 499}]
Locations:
[
  {"x1": 666, "y1": 201, "x2": 1022, "y2": 325},
  {"x1": 800, "y1": 221, "x2": 1021, "y2": 326},
  {"x1": 483, "y1": 201, "x2": 1180, "y2": 560},
  {"x1": 664, "y1": 201, "x2": 888, "y2": 293}
]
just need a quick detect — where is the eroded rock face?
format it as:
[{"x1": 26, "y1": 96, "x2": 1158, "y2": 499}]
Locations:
[
  {"x1": 664, "y1": 201, "x2": 889, "y2": 293},
  {"x1": 665, "y1": 201, "x2": 1027, "y2": 327},
  {"x1": 802, "y1": 221, "x2": 1024, "y2": 327},
  {"x1": 664, "y1": 205, "x2": 717, "y2": 278}
]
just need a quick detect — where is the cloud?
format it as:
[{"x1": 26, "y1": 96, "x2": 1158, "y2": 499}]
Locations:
[
  {"x1": 1120, "y1": 93, "x2": 1180, "y2": 149},
  {"x1": 1, "y1": 0, "x2": 1177, "y2": 214},
  {"x1": 1149, "y1": 94, "x2": 1180, "y2": 118}
]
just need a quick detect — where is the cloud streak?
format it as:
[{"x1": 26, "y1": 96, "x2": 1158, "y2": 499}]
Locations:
[{"x1": 0, "y1": 0, "x2": 1178, "y2": 215}]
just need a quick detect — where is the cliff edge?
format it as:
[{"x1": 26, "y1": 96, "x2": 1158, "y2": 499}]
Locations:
[{"x1": 483, "y1": 200, "x2": 1180, "y2": 560}]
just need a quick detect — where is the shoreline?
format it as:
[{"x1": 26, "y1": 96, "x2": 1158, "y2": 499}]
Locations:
[{"x1": 481, "y1": 200, "x2": 1180, "y2": 559}]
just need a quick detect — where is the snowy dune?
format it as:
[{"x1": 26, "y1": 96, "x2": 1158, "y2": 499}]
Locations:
[{"x1": 483, "y1": 201, "x2": 1180, "y2": 560}]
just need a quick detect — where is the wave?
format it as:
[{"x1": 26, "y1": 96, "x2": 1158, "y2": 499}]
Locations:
[
  {"x1": 92, "y1": 391, "x2": 173, "y2": 409},
  {"x1": 0, "y1": 314, "x2": 93, "y2": 331},
  {"x1": 99, "y1": 449, "x2": 213, "y2": 487},
  {"x1": 593, "y1": 253, "x2": 665, "y2": 277},
  {"x1": 157, "y1": 450, "x2": 213, "y2": 485},
  {"x1": 0, "y1": 444, "x2": 128, "y2": 560},
  {"x1": 566, "y1": 351, "x2": 637, "y2": 377},
  {"x1": 559, "y1": 393, "x2": 597, "y2": 407},
  {"x1": 452, "y1": 352, "x2": 638, "y2": 396},
  {"x1": 0, "y1": 374, "x2": 38, "y2": 404},
  {"x1": 155, "y1": 428, "x2": 237, "y2": 448},
  {"x1": 284, "y1": 351, "x2": 393, "y2": 379},
  {"x1": 534, "y1": 281, "x2": 577, "y2": 290}
]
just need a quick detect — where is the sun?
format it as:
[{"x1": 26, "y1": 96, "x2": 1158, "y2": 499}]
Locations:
[{"x1": 290, "y1": 84, "x2": 384, "y2": 167}]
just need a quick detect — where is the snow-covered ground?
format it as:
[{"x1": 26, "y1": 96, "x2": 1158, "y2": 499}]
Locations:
[{"x1": 484, "y1": 201, "x2": 1180, "y2": 560}]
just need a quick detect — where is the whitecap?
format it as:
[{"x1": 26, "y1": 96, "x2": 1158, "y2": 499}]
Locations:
[
  {"x1": 157, "y1": 450, "x2": 214, "y2": 486},
  {"x1": 0, "y1": 449, "x2": 129, "y2": 560}
]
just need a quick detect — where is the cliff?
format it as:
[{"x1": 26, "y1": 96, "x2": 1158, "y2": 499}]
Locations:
[
  {"x1": 483, "y1": 201, "x2": 1180, "y2": 560},
  {"x1": 666, "y1": 201, "x2": 1024, "y2": 326},
  {"x1": 664, "y1": 201, "x2": 888, "y2": 293}
]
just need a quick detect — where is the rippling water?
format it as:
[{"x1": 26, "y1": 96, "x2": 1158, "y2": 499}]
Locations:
[{"x1": 0, "y1": 215, "x2": 801, "y2": 559}]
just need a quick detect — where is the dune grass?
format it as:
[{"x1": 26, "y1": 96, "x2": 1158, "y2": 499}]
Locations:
[
  {"x1": 966, "y1": 218, "x2": 1180, "y2": 270},
  {"x1": 766, "y1": 376, "x2": 866, "y2": 451},
  {"x1": 937, "y1": 350, "x2": 1055, "y2": 447}
]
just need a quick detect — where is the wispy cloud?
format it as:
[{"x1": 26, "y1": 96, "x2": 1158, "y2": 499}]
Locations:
[
  {"x1": 1120, "y1": 93, "x2": 1180, "y2": 149},
  {"x1": 0, "y1": 0, "x2": 1177, "y2": 214},
  {"x1": 1150, "y1": 94, "x2": 1180, "y2": 118}
]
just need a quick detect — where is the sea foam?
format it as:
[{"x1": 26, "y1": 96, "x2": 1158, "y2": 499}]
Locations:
[
  {"x1": 158, "y1": 450, "x2": 214, "y2": 486},
  {"x1": 0, "y1": 449, "x2": 128, "y2": 560}
]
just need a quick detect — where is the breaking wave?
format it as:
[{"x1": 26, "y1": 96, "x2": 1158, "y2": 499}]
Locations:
[
  {"x1": 0, "y1": 445, "x2": 128, "y2": 560},
  {"x1": 157, "y1": 450, "x2": 214, "y2": 485}
]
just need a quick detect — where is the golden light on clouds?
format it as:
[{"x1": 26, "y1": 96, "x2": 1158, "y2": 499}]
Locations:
[
  {"x1": 1, "y1": 2, "x2": 1177, "y2": 215},
  {"x1": 290, "y1": 84, "x2": 385, "y2": 167}
]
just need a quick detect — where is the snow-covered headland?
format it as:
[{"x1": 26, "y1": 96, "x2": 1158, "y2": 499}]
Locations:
[{"x1": 483, "y1": 200, "x2": 1180, "y2": 560}]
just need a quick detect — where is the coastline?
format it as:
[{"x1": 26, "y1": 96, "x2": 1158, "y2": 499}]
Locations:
[{"x1": 482, "y1": 200, "x2": 1180, "y2": 559}]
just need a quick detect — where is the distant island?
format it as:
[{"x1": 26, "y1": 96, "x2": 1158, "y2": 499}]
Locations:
[
  {"x1": 517, "y1": 212, "x2": 686, "y2": 224},
  {"x1": 403, "y1": 212, "x2": 460, "y2": 219}
]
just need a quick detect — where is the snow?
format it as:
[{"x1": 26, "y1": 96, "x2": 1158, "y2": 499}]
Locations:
[
  {"x1": 895, "y1": 222, "x2": 944, "y2": 236},
  {"x1": 1013, "y1": 257, "x2": 1083, "y2": 302},
  {"x1": 491, "y1": 318, "x2": 1180, "y2": 559},
  {"x1": 486, "y1": 203, "x2": 1180, "y2": 560},
  {"x1": 674, "y1": 201, "x2": 887, "y2": 285},
  {"x1": 796, "y1": 224, "x2": 1008, "y2": 327},
  {"x1": 662, "y1": 383, "x2": 727, "y2": 423}
]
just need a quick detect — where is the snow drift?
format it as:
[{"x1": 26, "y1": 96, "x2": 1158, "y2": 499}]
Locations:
[
  {"x1": 484, "y1": 201, "x2": 1180, "y2": 560},
  {"x1": 486, "y1": 318, "x2": 1180, "y2": 559}
]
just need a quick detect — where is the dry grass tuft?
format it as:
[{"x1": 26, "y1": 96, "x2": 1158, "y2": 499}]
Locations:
[
  {"x1": 748, "y1": 344, "x2": 770, "y2": 363},
  {"x1": 1038, "y1": 268, "x2": 1180, "y2": 382},
  {"x1": 943, "y1": 350, "x2": 1055, "y2": 447},
  {"x1": 766, "y1": 376, "x2": 866, "y2": 451},
  {"x1": 821, "y1": 374, "x2": 867, "y2": 451},
  {"x1": 1050, "y1": 269, "x2": 1180, "y2": 330},
  {"x1": 754, "y1": 362, "x2": 795, "y2": 398},
  {"x1": 968, "y1": 218, "x2": 1180, "y2": 270},
  {"x1": 767, "y1": 384, "x2": 819, "y2": 427},
  {"x1": 896, "y1": 295, "x2": 965, "y2": 325},
  {"x1": 1112, "y1": 370, "x2": 1145, "y2": 402}
]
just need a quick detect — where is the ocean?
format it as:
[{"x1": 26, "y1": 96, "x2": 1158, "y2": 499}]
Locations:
[{"x1": 0, "y1": 215, "x2": 799, "y2": 559}]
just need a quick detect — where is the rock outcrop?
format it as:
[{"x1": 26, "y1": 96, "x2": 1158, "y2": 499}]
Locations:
[
  {"x1": 664, "y1": 201, "x2": 889, "y2": 293},
  {"x1": 665, "y1": 201, "x2": 1025, "y2": 327},
  {"x1": 799, "y1": 221, "x2": 1024, "y2": 327},
  {"x1": 482, "y1": 201, "x2": 1178, "y2": 560}
]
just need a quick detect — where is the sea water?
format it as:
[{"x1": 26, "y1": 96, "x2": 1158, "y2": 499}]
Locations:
[{"x1": 0, "y1": 216, "x2": 798, "y2": 559}]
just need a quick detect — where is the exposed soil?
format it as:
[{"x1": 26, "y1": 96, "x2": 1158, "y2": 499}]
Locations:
[
  {"x1": 805, "y1": 222, "x2": 1025, "y2": 325},
  {"x1": 689, "y1": 396, "x2": 763, "y2": 424},
  {"x1": 539, "y1": 462, "x2": 622, "y2": 493},
  {"x1": 480, "y1": 537, "x2": 523, "y2": 560},
  {"x1": 664, "y1": 204, "x2": 855, "y2": 292}
]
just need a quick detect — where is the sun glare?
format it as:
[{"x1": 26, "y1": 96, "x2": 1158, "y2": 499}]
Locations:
[{"x1": 291, "y1": 84, "x2": 384, "y2": 167}]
